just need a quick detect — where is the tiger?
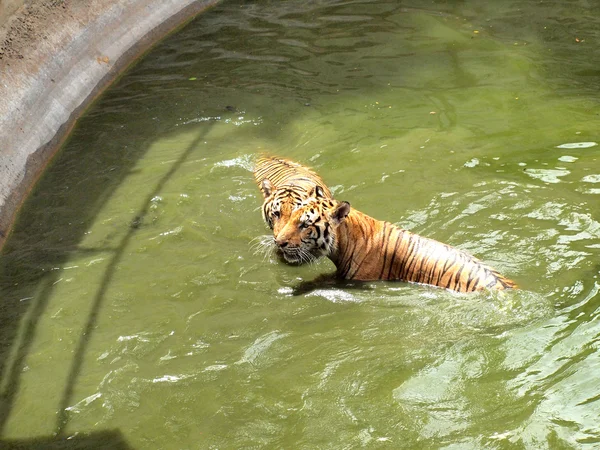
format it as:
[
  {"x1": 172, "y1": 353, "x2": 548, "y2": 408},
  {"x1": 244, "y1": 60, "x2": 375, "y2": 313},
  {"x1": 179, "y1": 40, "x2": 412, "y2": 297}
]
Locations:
[
  {"x1": 271, "y1": 192, "x2": 516, "y2": 293},
  {"x1": 254, "y1": 156, "x2": 332, "y2": 236}
]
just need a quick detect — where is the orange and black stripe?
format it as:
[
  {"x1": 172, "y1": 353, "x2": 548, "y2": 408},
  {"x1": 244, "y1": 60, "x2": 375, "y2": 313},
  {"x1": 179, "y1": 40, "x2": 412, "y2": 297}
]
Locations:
[{"x1": 331, "y1": 209, "x2": 515, "y2": 293}]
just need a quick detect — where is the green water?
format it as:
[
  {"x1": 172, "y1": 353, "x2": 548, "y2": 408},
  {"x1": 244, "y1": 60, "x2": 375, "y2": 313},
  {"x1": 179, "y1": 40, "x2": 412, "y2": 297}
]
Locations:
[{"x1": 2, "y1": 0, "x2": 600, "y2": 448}]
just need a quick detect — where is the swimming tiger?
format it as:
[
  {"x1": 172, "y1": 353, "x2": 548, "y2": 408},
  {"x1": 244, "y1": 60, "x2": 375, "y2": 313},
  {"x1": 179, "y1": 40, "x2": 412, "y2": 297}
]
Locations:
[
  {"x1": 271, "y1": 193, "x2": 516, "y2": 293},
  {"x1": 254, "y1": 156, "x2": 332, "y2": 236}
]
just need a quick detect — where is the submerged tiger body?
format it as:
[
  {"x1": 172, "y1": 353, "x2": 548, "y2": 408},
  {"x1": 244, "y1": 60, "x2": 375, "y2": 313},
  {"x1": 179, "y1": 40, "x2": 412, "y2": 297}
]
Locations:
[
  {"x1": 272, "y1": 195, "x2": 516, "y2": 293},
  {"x1": 254, "y1": 156, "x2": 332, "y2": 235}
]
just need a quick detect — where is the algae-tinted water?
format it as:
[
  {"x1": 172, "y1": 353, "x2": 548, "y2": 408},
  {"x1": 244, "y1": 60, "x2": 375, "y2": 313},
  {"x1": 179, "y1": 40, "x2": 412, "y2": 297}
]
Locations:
[{"x1": 2, "y1": 0, "x2": 600, "y2": 448}]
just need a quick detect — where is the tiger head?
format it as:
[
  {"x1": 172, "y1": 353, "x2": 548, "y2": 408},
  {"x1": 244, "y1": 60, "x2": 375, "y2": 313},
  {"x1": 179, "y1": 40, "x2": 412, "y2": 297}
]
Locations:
[
  {"x1": 272, "y1": 194, "x2": 351, "y2": 264},
  {"x1": 260, "y1": 179, "x2": 329, "y2": 237}
]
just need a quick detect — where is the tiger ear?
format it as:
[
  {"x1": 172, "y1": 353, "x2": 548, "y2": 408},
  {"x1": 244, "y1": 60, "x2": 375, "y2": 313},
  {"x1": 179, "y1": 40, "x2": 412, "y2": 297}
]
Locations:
[
  {"x1": 261, "y1": 179, "x2": 273, "y2": 198},
  {"x1": 309, "y1": 184, "x2": 326, "y2": 199},
  {"x1": 331, "y1": 201, "x2": 351, "y2": 225}
]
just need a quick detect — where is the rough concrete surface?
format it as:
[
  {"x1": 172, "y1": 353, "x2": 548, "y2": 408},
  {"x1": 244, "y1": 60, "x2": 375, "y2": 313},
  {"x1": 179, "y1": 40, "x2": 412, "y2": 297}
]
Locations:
[
  {"x1": 0, "y1": 0, "x2": 220, "y2": 249},
  {"x1": 0, "y1": 0, "x2": 24, "y2": 26}
]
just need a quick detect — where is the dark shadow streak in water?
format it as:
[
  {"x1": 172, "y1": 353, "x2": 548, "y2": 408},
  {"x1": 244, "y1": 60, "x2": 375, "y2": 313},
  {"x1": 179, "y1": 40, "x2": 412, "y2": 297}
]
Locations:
[
  {"x1": 0, "y1": 178, "x2": 142, "y2": 435},
  {"x1": 0, "y1": 121, "x2": 215, "y2": 435},
  {"x1": 0, "y1": 429, "x2": 134, "y2": 450},
  {"x1": 0, "y1": 274, "x2": 57, "y2": 434},
  {"x1": 54, "y1": 123, "x2": 214, "y2": 436}
]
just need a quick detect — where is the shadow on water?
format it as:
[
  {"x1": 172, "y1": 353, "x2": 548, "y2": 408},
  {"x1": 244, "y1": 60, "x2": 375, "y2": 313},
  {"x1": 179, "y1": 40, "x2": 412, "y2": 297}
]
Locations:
[
  {"x1": 0, "y1": 0, "x2": 272, "y2": 436},
  {"x1": 291, "y1": 272, "x2": 378, "y2": 296},
  {"x1": 0, "y1": 115, "x2": 215, "y2": 439},
  {"x1": 0, "y1": 429, "x2": 133, "y2": 449},
  {"x1": 53, "y1": 123, "x2": 215, "y2": 435}
]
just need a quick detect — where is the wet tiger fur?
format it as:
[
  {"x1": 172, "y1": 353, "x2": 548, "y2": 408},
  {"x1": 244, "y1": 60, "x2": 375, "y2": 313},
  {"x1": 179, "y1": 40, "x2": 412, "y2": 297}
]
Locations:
[
  {"x1": 272, "y1": 193, "x2": 516, "y2": 293},
  {"x1": 254, "y1": 156, "x2": 332, "y2": 236}
]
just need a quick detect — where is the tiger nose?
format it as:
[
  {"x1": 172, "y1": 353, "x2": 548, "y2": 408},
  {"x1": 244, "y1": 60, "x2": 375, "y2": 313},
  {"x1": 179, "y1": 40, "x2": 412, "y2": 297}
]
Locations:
[{"x1": 275, "y1": 237, "x2": 288, "y2": 248}]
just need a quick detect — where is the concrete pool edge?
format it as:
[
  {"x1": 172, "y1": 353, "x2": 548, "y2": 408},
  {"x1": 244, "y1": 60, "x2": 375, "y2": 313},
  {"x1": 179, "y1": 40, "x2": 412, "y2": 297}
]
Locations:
[{"x1": 0, "y1": 0, "x2": 221, "y2": 251}]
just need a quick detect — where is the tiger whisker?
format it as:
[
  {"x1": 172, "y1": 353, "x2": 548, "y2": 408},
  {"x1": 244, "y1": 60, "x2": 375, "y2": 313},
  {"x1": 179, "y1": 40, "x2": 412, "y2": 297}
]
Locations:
[
  {"x1": 298, "y1": 248, "x2": 317, "y2": 266},
  {"x1": 249, "y1": 234, "x2": 272, "y2": 249},
  {"x1": 249, "y1": 235, "x2": 276, "y2": 261}
]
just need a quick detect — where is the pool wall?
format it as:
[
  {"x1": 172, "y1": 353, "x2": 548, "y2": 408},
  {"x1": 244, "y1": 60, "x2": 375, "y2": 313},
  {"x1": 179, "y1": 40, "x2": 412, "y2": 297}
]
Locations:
[{"x1": 0, "y1": 0, "x2": 221, "y2": 250}]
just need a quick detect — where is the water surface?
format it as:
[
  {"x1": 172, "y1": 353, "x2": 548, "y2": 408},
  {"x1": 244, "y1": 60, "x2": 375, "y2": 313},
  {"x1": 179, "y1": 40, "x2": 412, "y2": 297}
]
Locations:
[{"x1": 1, "y1": 0, "x2": 600, "y2": 448}]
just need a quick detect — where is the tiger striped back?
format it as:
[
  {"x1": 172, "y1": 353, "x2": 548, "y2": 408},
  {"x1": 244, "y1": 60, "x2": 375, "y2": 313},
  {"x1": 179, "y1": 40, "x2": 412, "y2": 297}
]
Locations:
[
  {"x1": 254, "y1": 156, "x2": 332, "y2": 197},
  {"x1": 333, "y1": 209, "x2": 516, "y2": 292}
]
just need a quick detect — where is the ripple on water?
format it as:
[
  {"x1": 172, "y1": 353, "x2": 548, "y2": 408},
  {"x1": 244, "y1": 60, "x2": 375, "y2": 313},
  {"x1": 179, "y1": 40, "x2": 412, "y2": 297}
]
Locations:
[{"x1": 236, "y1": 330, "x2": 289, "y2": 366}]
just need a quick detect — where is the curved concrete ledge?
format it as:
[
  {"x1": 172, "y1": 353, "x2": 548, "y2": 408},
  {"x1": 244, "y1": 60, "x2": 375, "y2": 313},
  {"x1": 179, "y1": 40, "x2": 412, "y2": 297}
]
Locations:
[{"x1": 0, "y1": 0, "x2": 221, "y2": 249}]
